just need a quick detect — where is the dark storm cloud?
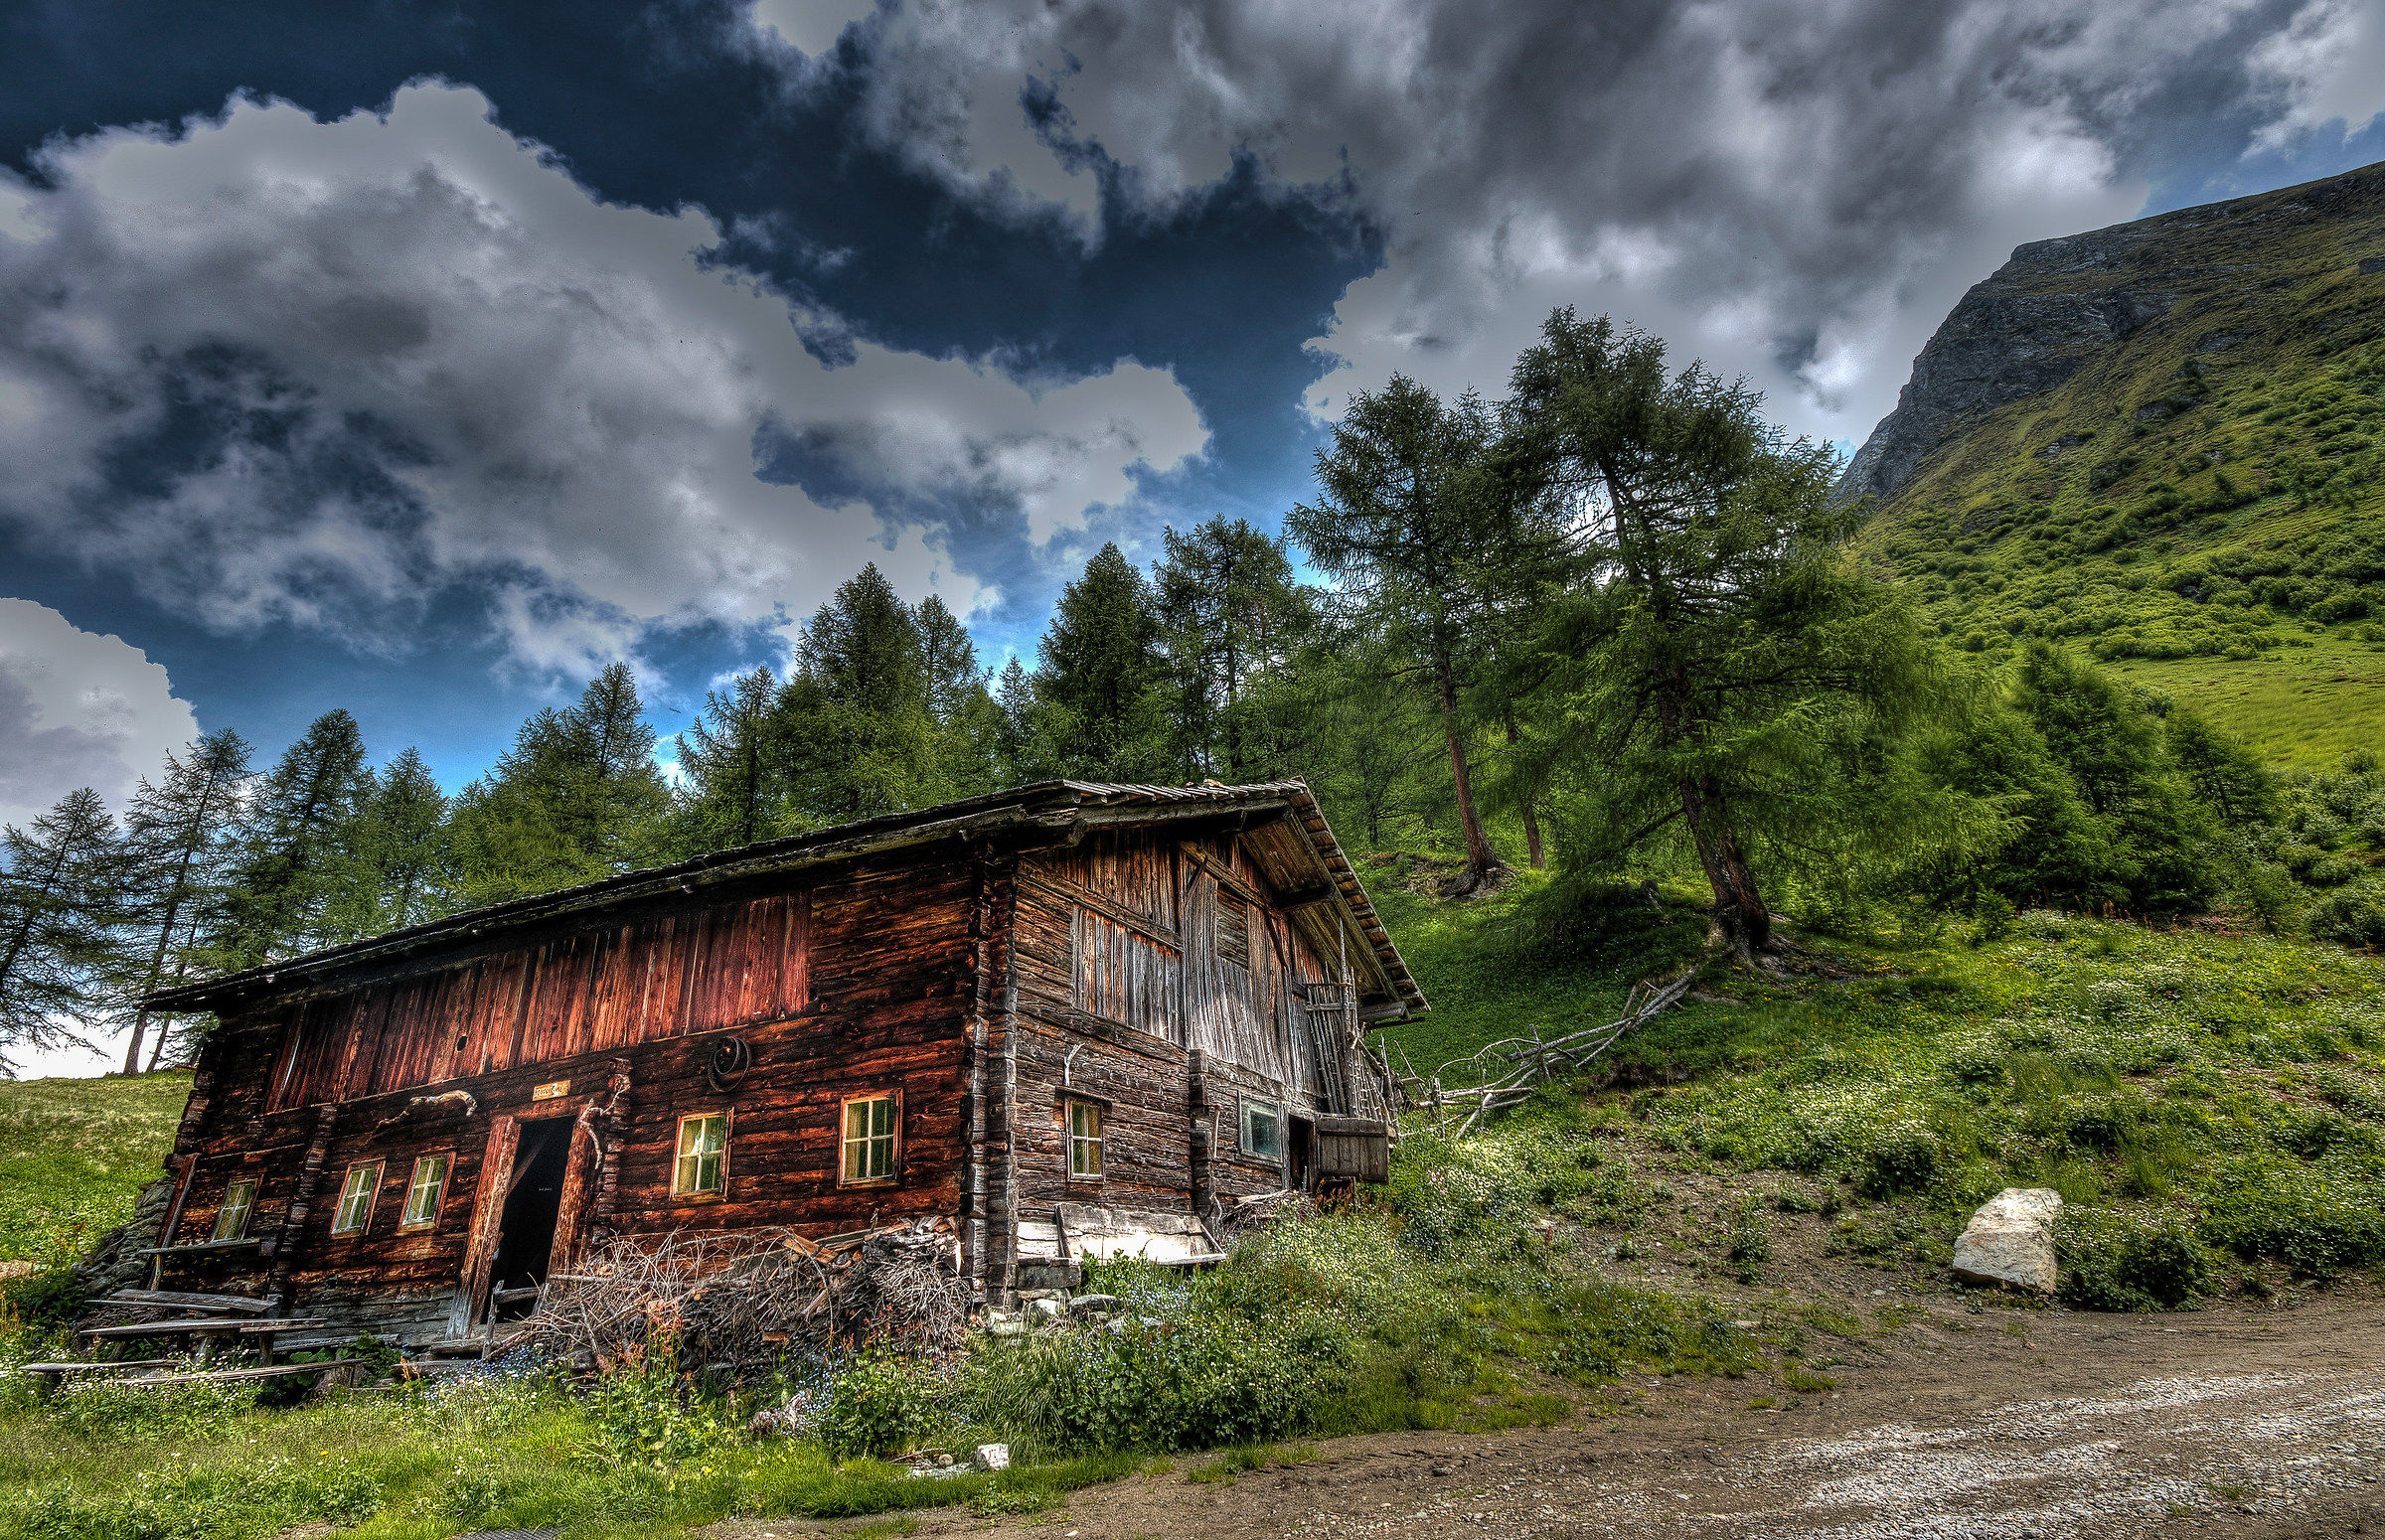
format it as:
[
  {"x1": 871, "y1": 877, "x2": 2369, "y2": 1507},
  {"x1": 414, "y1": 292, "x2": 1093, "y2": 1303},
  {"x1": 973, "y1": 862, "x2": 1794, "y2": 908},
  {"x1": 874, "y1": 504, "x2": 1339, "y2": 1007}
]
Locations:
[{"x1": 800, "y1": 0, "x2": 2385, "y2": 443}]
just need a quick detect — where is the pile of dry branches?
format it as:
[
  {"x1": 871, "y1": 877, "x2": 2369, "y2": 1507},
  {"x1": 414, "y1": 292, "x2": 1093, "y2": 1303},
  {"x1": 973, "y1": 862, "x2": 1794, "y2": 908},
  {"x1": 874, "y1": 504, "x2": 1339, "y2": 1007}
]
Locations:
[
  {"x1": 1403, "y1": 972, "x2": 1695, "y2": 1136},
  {"x1": 517, "y1": 1215, "x2": 969, "y2": 1372}
]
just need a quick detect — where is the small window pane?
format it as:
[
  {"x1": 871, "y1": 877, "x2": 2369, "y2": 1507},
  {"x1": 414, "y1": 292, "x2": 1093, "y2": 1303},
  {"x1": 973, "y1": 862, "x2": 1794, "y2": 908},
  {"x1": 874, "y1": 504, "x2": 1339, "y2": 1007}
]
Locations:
[
  {"x1": 1242, "y1": 1100, "x2": 1282, "y2": 1161},
  {"x1": 676, "y1": 1114, "x2": 727, "y2": 1195},
  {"x1": 400, "y1": 1155, "x2": 449, "y2": 1228},
  {"x1": 212, "y1": 1179, "x2": 256, "y2": 1241},
  {"x1": 843, "y1": 1096, "x2": 896, "y2": 1182},
  {"x1": 1068, "y1": 1101, "x2": 1104, "y2": 1178},
  {"x1": 331, "y1": 1164, "x2": 378, "y2": 1235}
]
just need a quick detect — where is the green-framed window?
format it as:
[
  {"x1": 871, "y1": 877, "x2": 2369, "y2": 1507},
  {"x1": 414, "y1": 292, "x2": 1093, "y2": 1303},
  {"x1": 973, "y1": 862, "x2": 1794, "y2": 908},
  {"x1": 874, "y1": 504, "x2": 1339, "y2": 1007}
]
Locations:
[
  {"x1": 675, "y1": 1112, "x2": 728, "y2": 1197},
  {"x1": 211, "y1": 1178, "x2": 257, "y2": 1241},
  {"x1": 1068, "y1": 1100, "x2": 1104, "y2": 1179},
  {"x1": 841, "y1": 1094, "x2": 898, "y2": 1184},
  {"x1": 398, "y1": 1153, "x2": 450, "y2": 1231},
  {"x1": 330, "y1": 1161, "x2": 381, "y2": 1236}
]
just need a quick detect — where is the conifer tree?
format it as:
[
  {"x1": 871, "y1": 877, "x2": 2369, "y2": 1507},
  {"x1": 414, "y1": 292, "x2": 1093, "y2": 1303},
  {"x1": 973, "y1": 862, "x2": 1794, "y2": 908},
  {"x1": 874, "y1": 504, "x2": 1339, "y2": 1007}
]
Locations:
[
  {"x1": 0, "y1": 788, "x2": 130, "y2": 1069},
  {"x1": 340, "y1": 748, "x2": 452, "y2": 936},
  {"x1": 219, "y1": 709, "x2": 370, "y2": 964},
  {"x1": 2005, "y1": 644, "x2": 2215, "y2": 912},
  {"x1": 913, "y1": 594, "x2": 1004, "y2": 796},
  {"x1": 1502, "y1": 311, "x2": 1947, "y2": 961},
  {"x1": 117, "y1": 728, "x2": 251, "y2": 1075},
  {"x1": 1153, "y1": 517, "x2": 1312, "y2": 781},
  {"x1": 450, "y1": 665, "x2": 670, "y2": 904},
  {"x1": 781, "y1": 564, "x2": 940, "y2": 819},
  {"x1": 2164, "y1": 706, "x2": 2280, "y2": 832},
  {"x1": 994, "y1": 656, "x2": 1058, "y2": 785},
  {"x1": 1034, "y1": 543, "x2": 1176, "y2": 783},
  {"x1": 1291, "y1": 379, "x2": 1532, "y2": 891},
  {"x1": 675, "y1": 665, "x2": 790, "y2": 852}
]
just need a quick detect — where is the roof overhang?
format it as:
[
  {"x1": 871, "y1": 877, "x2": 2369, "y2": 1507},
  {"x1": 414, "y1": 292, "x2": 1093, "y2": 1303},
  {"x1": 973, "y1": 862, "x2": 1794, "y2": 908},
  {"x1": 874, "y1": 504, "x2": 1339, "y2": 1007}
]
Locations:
[{"x1": 142, "y1": 779, "x2": 1427, "y2": 1020}]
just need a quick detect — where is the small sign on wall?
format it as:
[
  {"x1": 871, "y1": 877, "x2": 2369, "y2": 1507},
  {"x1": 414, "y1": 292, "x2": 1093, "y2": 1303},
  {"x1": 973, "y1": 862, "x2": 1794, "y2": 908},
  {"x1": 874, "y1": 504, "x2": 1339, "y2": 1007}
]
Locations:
[{"x1": 532, "y1": 1080, "x2": 570, "y2": 1102}]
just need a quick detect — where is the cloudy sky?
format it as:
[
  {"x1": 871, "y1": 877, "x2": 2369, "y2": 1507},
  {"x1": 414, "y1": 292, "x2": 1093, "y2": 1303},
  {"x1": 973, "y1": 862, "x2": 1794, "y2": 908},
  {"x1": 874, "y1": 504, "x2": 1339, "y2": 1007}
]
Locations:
[{"x1": 4, "y1": 0, "x2": 2385, "y2": 836}]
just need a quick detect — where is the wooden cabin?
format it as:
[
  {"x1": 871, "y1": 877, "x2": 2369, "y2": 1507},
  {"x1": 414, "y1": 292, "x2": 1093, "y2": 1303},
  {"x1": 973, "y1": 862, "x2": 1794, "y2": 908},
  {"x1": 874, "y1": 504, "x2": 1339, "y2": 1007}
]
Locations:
[{"x1": 138, "y1": 781, "x2": 1425, "y2": 1343}]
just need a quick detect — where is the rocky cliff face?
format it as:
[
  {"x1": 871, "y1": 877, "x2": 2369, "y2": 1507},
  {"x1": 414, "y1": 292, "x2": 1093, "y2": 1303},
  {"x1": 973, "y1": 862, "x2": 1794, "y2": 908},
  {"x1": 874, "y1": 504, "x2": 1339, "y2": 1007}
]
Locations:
[{"x1": 1840, "y1": 160, "x2": 2385, "y2": 504}]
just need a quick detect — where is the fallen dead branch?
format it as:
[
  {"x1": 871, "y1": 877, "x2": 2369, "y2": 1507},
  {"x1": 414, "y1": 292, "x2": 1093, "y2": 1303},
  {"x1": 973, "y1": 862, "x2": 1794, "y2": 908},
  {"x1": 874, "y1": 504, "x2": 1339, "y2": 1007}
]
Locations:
[{"x1": 1414, "y1": 972, "x2": 1696, "y2": 1137}]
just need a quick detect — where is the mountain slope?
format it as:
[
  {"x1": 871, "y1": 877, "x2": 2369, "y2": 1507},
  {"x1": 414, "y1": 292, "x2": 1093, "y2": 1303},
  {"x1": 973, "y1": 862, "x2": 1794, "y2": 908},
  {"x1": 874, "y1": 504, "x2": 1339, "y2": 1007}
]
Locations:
[{"x1": 1843, "y1": 160, "x2": 2385, "y2": 765}]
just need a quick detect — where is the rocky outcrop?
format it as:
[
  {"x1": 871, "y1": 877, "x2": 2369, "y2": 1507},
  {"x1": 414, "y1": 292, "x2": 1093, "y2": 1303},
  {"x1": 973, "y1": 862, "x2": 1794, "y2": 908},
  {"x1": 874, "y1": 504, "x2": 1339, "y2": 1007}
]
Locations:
[
  {"x1": 1951, "y1": 1187, "x2": 2063, "y2": 1293},
  {"x1": 70, "y1": 1176, "x2": 175, "y2": 1297},
  {"x1": 1840, "y1": 158, "x2": 2385, "y2": 504}
]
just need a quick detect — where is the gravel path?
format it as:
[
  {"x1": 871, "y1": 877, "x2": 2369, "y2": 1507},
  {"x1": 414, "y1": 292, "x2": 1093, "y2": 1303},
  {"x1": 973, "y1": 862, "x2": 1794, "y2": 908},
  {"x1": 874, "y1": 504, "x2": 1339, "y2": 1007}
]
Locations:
[{"x1": 968, "y1": 1289, "x2": 2385, "y2": 1540}]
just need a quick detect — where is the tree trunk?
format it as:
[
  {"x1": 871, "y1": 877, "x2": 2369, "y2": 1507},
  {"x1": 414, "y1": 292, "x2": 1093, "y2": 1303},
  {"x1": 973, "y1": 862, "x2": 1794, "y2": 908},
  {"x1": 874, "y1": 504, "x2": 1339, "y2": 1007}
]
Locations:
[
  {"x1": 1434, "y1": 651, "x2": 1503, "y2": 892},
  {"x1": 1503, "y1": 707, "x2": 1544, "y2": 870},
  {"x1": 1678, "y1": 775, "x2": 1771, "y2": 962}
]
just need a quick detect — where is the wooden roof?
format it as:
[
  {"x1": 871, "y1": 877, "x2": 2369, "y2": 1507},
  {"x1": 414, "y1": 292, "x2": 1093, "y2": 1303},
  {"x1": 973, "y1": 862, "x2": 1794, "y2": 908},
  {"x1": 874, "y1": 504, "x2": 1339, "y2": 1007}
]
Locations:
[{"x1": 144, "y1": 780, "x2": 1427, "y2": 1021}]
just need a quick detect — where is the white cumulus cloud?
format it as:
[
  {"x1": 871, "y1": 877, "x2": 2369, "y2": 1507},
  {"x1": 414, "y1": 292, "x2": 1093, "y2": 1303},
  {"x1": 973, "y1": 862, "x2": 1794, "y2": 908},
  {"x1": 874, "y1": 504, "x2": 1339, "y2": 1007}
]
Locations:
[
  {"x1": 0, "y1": 598, "x2": 198, "y2": 834},
  {"x1": 0, "y1": 83, "x2": 1207, "y2": 677}
]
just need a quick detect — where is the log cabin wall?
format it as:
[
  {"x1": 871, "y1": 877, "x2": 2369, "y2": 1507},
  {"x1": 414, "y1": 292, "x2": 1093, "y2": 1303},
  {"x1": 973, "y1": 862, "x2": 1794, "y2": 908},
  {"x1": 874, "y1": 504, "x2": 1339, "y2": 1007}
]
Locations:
[
  {"x1": 155, "y1": 852, "x2": 980, "y2": 1335},
  {"x1": 143, "y1": 786, "x2": 1423, "y2": 1331},
  {"x1": 1010, "y1": 825, "x2": 1367, "y2": 1240}
]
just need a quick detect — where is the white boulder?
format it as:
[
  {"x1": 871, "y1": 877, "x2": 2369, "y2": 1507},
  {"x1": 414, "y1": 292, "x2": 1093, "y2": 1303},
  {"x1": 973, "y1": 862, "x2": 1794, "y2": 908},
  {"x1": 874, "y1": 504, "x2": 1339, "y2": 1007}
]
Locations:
[
  {"x1": 975, "y1": 1443, "x2": 1011, "y2": 1471},
  {"x1": 1952, "y1": 1187, "x2": 2064, "y2": 1292}
]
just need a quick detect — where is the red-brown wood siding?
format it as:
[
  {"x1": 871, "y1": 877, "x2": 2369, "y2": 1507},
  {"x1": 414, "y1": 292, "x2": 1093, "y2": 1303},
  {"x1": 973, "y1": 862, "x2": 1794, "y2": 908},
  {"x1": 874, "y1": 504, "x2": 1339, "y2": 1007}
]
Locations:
[{"x1": 262, "y1": 892, "x2": 812, "y2": 1112}]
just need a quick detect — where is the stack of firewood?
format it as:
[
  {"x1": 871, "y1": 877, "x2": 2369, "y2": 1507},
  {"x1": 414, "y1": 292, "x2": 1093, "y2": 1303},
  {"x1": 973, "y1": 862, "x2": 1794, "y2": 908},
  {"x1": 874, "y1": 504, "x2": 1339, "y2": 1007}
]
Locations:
[{"x1": 518, "y1": 1215, "x2": 969, "y2": 1374}]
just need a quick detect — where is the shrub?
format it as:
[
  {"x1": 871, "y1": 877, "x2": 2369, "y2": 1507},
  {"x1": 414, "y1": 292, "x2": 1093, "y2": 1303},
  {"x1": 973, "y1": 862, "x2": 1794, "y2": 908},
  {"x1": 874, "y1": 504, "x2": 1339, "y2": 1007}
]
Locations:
[
  {"x1": 1725, "y1": 1197, "x2": 1770, "y2": 1284},
  {"x1": 962, "y1": 1313, "x2": 1342, "y2": 1456},
  {"x1": 2, "y1": 1269, "x2": 90, "y2": 1345},
  {"x1": 818, "y1": 1353, "x2": 942, "y2": 1459},
  {"x1": 1857, "y1": 1121, "x2": 1945, "y2": 1195},
  {"x1": 2058, "y1": 1208, "x2": 2218, "y2": 1310},
  {"x1": 2199, "y1": 1156, "x2": 2385, "y2": 1276},
  {"x1": 578, "y1": 1334, "x2": 741, "y2": 1467},
  {"x1": 2307, "y1": 881, "x2": 2385, "y2": 950}
]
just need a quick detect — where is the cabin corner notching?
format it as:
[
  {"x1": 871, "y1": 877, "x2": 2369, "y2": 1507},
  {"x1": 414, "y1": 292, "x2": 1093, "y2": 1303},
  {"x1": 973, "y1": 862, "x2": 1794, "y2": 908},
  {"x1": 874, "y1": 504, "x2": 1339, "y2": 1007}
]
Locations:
[{"x1": 137, "y1": 780, "x2": 1426, "y2": 1337}]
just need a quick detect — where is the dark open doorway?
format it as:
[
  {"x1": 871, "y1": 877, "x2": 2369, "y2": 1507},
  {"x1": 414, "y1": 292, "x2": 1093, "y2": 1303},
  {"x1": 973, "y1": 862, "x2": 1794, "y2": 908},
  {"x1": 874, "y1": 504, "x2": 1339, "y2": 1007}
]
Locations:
[
  {"x1": 1288, "y1": 1114, "x2": 1316, "y2": 1193},
  {"x1": 487, "y1": 1117, "x2": 571, "y2": 1323}
]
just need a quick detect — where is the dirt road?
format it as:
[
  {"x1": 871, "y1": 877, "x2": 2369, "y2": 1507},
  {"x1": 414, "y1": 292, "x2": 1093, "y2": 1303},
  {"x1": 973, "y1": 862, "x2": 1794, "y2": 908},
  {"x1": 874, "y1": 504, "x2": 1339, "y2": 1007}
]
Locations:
[{"x1": 978, "y1": 1291, "x2": 2385, "y2": 1540}]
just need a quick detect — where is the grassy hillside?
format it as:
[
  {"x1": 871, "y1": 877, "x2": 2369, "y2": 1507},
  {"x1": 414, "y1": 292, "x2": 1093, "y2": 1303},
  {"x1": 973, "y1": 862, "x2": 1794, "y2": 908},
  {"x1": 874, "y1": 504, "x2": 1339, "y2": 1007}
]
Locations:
[
  {"x1": 1374, "y1": 872, "x2": 2385, "y2": 1309},
  {"x1": 1854, "y1": 176, "x2": 2385, "y2": 767},
  {"x1": 0, "y1": 1073, "x2": 187, "y2": 1268}
]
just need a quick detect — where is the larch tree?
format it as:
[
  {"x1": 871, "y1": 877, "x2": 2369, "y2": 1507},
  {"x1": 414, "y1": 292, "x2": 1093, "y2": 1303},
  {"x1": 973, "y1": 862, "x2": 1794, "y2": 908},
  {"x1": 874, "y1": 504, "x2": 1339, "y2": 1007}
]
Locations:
[
  {"x1": 1291, "y1": 377, "x2": 1546, "y2": 893},
  {"x1": 782, "y1": 564, "x2": 939, "y2": 820},
  {"x1": 1153, "y1": 517, "x2": 1312, "y2": 782},
  {"x1": 1034, "y1": 543, "x2": 1177, "y2": 783},
  {"x1": 675, "y1": 665, "x2": 789, "y2": 852},
  {"x1": 450, "y1": 665, "x2": 671, "y2": 904},
  {"x1": 913, "y1": 593, "x2": 1005, "y2": 797},
  {"x1": 0, "y1": 788, "x2": 131, "y2": 1069},
  {"x1": 219, "y1": 709, "x2": 371, "y2": 965},
  {"x1": 116, "y1": 728, "x2": 251, "y2": 1075},
  {"x1": 340, "y1": 747, "x2": 453, "y2": 937},
  {"x1": 1502, "y1": 310, "x2": 1947, "y2": 963}
]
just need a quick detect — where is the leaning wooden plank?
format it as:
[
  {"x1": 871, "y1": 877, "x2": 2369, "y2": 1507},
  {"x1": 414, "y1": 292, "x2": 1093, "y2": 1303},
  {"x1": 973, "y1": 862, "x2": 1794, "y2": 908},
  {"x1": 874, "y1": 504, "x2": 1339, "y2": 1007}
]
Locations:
[
  {"x1": 80, "y1": 1316, "x2": 332, "y2": 1338},
  {"x1": 119, "y1": 1358, "x2": 359, "y2": 1387},
  {"x1": 23, "y1": 1359, "x2": 179, "y2": 1374},
  {"x1": 99, "y1": 1290, "x2": 280, "y2": 1314}
]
